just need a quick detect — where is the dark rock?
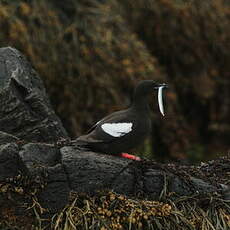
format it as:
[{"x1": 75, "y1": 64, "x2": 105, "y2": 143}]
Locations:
[
  {"x1": 19, "y1": 143, "x2": 60, "y2": 169},
  {"x1": 189, "y1": 177, "x2": 216, "y2": 194},
  {"x1": 221, "y1": 184, "x2": 230, "y2": 200},
  {"x1": 0, "y1": 47, "x2": 68, "y2": 142},
  {"x1": 144, "y1": 169, "x2": 169, "y2": 199},
  {"x1": 61, "y1": 146, "x2": 133, "y2": 193},
  {"x1": 37, "y1": 164, "x2": 70, "y2": 213},
  {"x1": 0, "y1": 131, "x2": 19, "y2": 145},
  {"x1": 0, "y1": 143, "x2": 28, "y2": 181}
]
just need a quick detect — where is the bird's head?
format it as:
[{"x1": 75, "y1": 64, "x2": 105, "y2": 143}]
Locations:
[{"x1": 133, "y1": 80, "x2": 168, "y2": 116}]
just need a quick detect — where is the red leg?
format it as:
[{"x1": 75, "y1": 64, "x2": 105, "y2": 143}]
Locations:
[{"x1": 118, "y1": 153, "x2": 141, "y2": 161}]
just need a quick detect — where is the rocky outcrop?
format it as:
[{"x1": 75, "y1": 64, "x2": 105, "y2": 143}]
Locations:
[{"x1": 0, "y1": 47, "x2": 68, "y2": 143}]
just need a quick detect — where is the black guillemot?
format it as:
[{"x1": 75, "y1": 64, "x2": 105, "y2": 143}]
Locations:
[{"x1": 76, "y1": 80, "x2": 167, "y2": 160}]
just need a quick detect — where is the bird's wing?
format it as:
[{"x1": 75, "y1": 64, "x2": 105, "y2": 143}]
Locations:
[
  {"x1": 83, "y1": 109, "x2": 137, "y2": 143},
  {"x1": 86, "y1": 109, "x2": 129, "y2": 134}
]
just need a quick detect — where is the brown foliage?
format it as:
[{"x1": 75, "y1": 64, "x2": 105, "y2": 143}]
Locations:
[{"x1": 121, "y1": 0, "x2": 230, "y2": 158}]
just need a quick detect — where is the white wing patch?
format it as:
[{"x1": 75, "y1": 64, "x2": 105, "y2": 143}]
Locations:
[{"x1": 101, "y1": 123, "x2": 133, "y2": 137}]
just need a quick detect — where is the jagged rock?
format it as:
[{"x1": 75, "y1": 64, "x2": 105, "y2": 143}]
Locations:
[{"x1": 0, "y1": 47, "x2": 68, "y2": 143}]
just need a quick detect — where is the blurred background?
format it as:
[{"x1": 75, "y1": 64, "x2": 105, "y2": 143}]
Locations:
[{"x1": 0, "y1": 0, "x2": 229, "y2": 163}]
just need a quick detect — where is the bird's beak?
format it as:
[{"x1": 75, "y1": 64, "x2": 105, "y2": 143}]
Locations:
[
  {"x1": 155, "y1": 83, "x2": 168, "y2": 116},
  {"x1": 154, "y1": 83, "x2": 168, "y2": 89}
]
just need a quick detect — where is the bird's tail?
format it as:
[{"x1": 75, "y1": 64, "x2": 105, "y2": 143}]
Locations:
[{"x1": 70, "y1": 138, "x2": 92, "y2": 152}]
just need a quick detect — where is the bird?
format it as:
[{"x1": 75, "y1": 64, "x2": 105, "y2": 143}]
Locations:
[{"x1": 75, "y1": 80, "x2": 167, "y2": 160}]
